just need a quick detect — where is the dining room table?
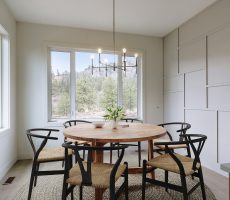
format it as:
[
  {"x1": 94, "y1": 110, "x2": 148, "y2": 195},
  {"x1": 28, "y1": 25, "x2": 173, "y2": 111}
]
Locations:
[{"x1": 63, "y1": 122, "x2": 166, "y2": 200}]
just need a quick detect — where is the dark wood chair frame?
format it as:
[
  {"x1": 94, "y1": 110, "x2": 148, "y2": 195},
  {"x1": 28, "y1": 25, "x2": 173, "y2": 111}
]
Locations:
[
  {"x1": 110, "y1": 118, "x2": 143, "y2": 167},
  {"x1": 26, "y1": 128, "x2": 72, "y2": 200},
  {"x1": 62, "y1": 143, "x2": 129, "y2": 200},
  {"x1": 142, "y1": 134, "x2": 207, "y2": 200},
  {"x1": 154, "y1": 122, "x2": 191, "y2": 157},
  {"x1": 63, "y1": 120, "x2": 92, "y2": 160}
]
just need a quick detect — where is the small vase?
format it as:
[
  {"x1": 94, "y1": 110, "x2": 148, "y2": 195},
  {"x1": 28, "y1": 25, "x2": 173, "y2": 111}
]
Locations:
[{"x1": 111, "y1": 120, "x2": 118, "y2": 129}]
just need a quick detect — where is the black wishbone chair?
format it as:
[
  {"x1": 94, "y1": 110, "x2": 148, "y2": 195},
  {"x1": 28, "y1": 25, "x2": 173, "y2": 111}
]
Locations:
[
  {"x1": 110, "y1": 118, "x2": 143, "y2": 166},
  {"x1": 62, "y1": 143, "x2": 129, "y2": 200},
  {"x1": 142, "y1": 134, "x2": 207, "y2": 200},
  {"x1": 63, "y1": 120, "x2": 92, "y2": 160},
  {"x1": 26, "y1": 128, "x2": 72, "y2": 200},
  {"x1": 154, "y1": 122, "x2": 191, "y2": 156}
]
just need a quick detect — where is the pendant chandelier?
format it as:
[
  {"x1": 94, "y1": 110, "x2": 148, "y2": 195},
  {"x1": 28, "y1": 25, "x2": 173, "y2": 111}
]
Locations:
[{"x1": 90, "y1": 0, "x2": 138, "y2": 76}]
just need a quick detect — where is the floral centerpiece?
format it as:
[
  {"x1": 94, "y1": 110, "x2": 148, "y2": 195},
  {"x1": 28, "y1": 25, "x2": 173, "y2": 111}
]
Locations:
[{"x1": 104, "y1": 106, "x2": 125, "y2": 129}]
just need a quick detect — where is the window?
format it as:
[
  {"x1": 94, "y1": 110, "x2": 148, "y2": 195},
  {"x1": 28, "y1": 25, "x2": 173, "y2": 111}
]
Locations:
[
  {"x1": 0, "y1": 25, "x2": 10, "y2": 129},
  {"x1": 48, "y1": 48, "x2": 142, "y2": 121}
]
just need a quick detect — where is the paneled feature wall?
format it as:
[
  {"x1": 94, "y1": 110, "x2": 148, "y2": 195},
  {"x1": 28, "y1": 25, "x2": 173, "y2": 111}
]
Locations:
[{"x1": 164, "y1": 0, "x2": 230, "y2": 176}]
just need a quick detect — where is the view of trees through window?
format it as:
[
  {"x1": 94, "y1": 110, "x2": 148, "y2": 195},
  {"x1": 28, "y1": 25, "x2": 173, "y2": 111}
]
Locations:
[{"x1": 50, "y1": 50, "x2": 139, "y2": 120}]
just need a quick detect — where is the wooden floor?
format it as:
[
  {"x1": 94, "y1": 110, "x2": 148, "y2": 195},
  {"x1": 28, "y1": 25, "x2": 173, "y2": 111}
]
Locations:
[{"x1": 0, "y1": 149, "x2": 228, "y2": 200}]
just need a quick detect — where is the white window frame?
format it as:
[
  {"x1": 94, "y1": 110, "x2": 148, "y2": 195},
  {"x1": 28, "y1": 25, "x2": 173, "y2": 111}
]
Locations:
[
  {"x1": 0, "y1": 25, "x2": 10, "y2": 130},
  {"x1": 48, "y1": 47, "x2": 143, "y2": 122}
]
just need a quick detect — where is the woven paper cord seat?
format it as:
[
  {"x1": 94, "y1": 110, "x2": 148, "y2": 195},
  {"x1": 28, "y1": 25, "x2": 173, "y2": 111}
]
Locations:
[
  {"x1": 147, "y1": 153, "x2": 200, "y2": 176},
  {"x1": 67, "y1": 162, "x2": 126, "y2": 188},
  {"x1": 38, "y1": 147, "x2": 72, "y2": 162}
]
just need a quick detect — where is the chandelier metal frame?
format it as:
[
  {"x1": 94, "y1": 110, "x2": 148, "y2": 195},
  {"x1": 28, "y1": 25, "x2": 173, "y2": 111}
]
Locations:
[{"x1": 91, "y1": 0, "x2": 138, "y2": 76}]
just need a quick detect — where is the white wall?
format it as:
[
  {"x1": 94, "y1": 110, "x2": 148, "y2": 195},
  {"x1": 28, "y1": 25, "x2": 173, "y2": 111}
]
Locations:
[
  {"x1": 0, "y1": 0, "x2": 17, "y2": 179},
  {"x1": 164, "y1": 0, "x2": 230, "y2": 176},
  {"x1": 16, "y1": 22, "x2": 163, "y2": 159}
]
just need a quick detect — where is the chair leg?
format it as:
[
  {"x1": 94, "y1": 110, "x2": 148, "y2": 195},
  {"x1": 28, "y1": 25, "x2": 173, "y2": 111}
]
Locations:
[
  {"x1": 110, "y1": 143, "x2": 113, "y2": 164},
  {"x1": 180, "y1": 174, "x2": 188, "y2": 200},
  {"x1": 79, "y1": 185, "x2": 83, "y2": 200},
  {"x1": 124, "y1": 162, "x2": 129, "y2": 200},
  {"x1": 28, "y1": 162, "x2": 37, "y2": 200},
  {"x1": 142, "y1": 160, "x2": 147, "y2": 200},
  {"x1": 138, "y1": 142, "x2": 141, "y2": 167},
  {"x1": 34, "y1": 163, "x2": 40, "y2": 187},
  {"x1": 109, "y1": 181, "x2": 116, "y2": 200},
  {"x1": 165, "y1": 170, "x2": 168, "y2": 192},
  {"x1": 62, "y1": 182, "x2": 68, "y2": 200},
  {"x1": 71, "y1": 187, "x2": 74, "y2": 200},
  {"x1": 198, "y1": 168, "x2": 206, "y2": 200}
]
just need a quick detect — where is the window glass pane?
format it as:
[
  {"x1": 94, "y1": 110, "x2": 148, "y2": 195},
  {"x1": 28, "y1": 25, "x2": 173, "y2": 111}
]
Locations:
[
  {"x1": 51, "y1": 51, "x2": 70, "y2": 119},
  {"x1": 123, "y1": 56, "x2": 137, "y2": 117},
  {"x1": 0, "y1": 31, "x2": 10, "y2": 128},
  {"x1": 75, "y1": 52, "x2": 117, "y2": 120}
]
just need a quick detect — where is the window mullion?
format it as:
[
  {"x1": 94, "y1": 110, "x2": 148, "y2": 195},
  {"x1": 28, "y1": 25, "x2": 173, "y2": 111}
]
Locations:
[
  {"x1": 137, "y1": 57, "x2": 142, "y2": 119},
  {"x1": 70, "y1": 51, "x2": 76, "y2": 119},
  {"x1": 47, "y1": 49, "x2": 52, "y2": 121}
]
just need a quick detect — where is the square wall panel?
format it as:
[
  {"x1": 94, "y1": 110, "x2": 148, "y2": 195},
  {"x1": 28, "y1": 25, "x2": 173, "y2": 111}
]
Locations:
[
  {"x1": 164, "y1": 74, "x2": 184, "y2": 92},
  {"x1": 164, "y1": 92, "x2": 184, "y2": 122},
  {"x1": 185, "y1": 110, "x2": 217, "y2": 169},
  {"x1": 185, "y1": 70, "x2": 206, "y2": 109},
  {"x1": 179, "y1": 37, "x2": 206, "y2": 73},
  {"x1": 208, "y1": 85, "x2": 230, "y2": 110},
  {"x1": 208, "y1": 26, "x2": 230, "y2": 85}
]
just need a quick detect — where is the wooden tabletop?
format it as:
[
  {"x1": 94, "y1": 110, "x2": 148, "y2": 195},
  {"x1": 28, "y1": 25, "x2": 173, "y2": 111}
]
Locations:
[{"x1": 63, "y1": 122, "x2": 166, "y2": 143}]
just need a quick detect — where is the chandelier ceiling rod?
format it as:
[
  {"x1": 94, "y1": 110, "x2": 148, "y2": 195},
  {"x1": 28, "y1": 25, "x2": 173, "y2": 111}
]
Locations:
[{"x1": 113, "y1": 0, "x2": 116, "y2": 70}]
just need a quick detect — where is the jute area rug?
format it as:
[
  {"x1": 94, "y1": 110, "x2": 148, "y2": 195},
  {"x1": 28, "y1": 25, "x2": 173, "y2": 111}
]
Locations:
[{"x1": 14, "y1": 170, "x2": 216, "y2": 200}]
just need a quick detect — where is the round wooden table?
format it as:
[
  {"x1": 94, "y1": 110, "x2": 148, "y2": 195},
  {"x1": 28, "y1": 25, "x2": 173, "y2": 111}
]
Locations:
[{"x1": 64, "y1": 123, "x2": 166, "y2": 200}]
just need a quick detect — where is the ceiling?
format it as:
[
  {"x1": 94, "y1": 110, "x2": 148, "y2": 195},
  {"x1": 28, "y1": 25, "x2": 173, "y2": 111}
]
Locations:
[{"x1": 4, "y1": 0, "x2": 217, "y2": 37}]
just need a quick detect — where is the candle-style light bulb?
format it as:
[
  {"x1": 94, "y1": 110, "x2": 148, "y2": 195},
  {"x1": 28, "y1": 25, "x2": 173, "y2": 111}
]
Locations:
[
  {"x1": 122, "y1": 48, "x2": 127, "y2": 53},
  {"x1": 134, "y1": 53, "x2": 138, "y2": 58},
  {"x1": 98, "y1": 48, "x2": 102, "y2": 54}
]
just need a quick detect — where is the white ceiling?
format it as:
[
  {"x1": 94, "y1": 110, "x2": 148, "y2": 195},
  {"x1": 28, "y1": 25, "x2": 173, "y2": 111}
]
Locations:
[{"x1": 4, "y1": 0, "x2": 217, "y2": 37}]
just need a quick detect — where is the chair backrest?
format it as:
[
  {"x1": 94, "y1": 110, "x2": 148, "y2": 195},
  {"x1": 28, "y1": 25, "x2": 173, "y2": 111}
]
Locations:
[
  {"x1": 157, "y1": 122, "x2": 191, "y2": 141},
  {"x1": 63, "y1": 120, "x2": 92, "y2": 128},
  {"x1": 164, "y1": 134, "x2": 207, "y2": 173},
  {"x1": 26, "y1": 128, "x2": 59, "y2": 160},
  {"x1": 121, "y1": 118, "x2": 143, "y2": 123},
  {"x1": 62, "y1": 142, "x2": 128, "y2": 186},
  {"x1": 183, "y1": 134, "x2": 207, "y2": 170}
]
